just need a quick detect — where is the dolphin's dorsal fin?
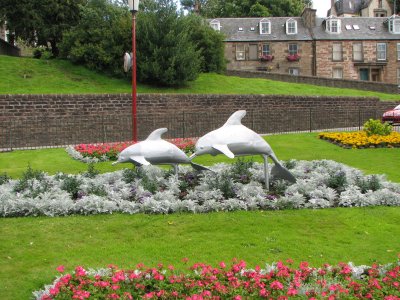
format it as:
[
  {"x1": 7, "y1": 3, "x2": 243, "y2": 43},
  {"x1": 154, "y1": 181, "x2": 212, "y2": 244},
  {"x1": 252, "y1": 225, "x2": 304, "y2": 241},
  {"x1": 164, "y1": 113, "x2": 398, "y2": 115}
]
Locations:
[
  {"x1": 223, "y1": 110, "x2": 246, "y2": 126},
  {"x1": 212, "y1": 144, "x2": 235, "y2": 158},
  {"x1": 145, "y1": 128, "x2": 168, "y2": 141}
]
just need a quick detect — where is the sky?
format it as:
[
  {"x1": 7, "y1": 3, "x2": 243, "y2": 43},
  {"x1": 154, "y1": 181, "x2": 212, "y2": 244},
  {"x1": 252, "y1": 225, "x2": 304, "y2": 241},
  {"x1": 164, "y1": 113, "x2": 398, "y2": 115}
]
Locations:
[{"x1": 313, "y1": 0, "x2": 331, "y2": 17}]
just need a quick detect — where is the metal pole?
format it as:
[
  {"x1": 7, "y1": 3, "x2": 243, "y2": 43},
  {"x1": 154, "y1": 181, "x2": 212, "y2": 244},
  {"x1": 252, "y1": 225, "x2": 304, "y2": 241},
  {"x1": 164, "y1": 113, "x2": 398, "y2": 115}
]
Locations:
[{"x1": 132, "y1": 12, "x2": 138, "y2": 142}]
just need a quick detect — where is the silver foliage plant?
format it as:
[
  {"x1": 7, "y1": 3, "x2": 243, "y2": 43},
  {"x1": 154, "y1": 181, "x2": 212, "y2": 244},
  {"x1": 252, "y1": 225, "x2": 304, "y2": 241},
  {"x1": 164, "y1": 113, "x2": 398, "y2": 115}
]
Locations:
[{"x1": 1, "y1": 160, "x2": 400, "y2": 217}]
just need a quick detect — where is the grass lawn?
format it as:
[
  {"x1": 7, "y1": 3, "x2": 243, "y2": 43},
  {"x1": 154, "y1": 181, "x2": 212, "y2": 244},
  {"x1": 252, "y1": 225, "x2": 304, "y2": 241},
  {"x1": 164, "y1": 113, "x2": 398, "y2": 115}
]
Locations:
[
  {"x1": 1, "y1": 55, "x2": 400, "y2": 101},
  {"x1": 1, "y1": 133, "x2": 399, "y2": 182},
  {"x1": 1, "y1": 208, "x2": 399, "y2": 299}
]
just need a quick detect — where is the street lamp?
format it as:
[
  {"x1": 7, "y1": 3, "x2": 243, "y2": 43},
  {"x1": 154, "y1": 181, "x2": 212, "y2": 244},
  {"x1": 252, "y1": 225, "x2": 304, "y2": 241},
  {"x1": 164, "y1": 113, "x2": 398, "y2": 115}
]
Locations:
[{"x1": 128, "y1": 0, "x2": 139, "y2": 142}]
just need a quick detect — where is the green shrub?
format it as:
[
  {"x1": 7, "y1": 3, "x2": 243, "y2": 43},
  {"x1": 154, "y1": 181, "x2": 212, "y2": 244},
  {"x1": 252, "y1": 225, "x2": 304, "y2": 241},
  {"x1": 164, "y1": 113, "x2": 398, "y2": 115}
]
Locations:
[
  {"x1": 363, "y1": 119, "x2": 392, "y2": 136},
  {"x1": 0, "y1": 172, "x2": 10, "y2": 185},
  {"x1": 60, "y1": 175, "x2": 82, "y2": 200}
]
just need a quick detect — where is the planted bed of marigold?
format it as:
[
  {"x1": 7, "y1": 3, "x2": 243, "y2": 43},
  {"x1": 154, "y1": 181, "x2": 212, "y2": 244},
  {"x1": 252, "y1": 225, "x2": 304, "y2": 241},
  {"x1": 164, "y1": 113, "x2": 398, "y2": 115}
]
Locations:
[
  {"x1": 34, "y1": 258, "x2": 400, "y2": 299},
  {"x1": 319, "y1": 131, "x2": 400, "y2": 149}
]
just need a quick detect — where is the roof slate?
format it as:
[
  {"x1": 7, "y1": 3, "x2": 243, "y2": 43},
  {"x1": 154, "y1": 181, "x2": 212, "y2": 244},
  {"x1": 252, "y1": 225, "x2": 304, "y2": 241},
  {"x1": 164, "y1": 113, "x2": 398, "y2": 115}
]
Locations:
[
  {"x1": 312, "y1": 17, "x2": 399, "y2": 40},
  {"x1": 210, "y1": 17, "x2": 313, "y2": 42},
  {"x1": 210, "y1": 16, "x2": 400, "y2": 42}
]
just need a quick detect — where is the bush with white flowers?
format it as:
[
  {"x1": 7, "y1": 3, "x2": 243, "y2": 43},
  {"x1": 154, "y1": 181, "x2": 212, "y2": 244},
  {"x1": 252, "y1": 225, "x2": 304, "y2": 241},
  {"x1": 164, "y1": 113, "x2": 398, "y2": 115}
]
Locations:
[{"x1": 1, "y1": 159, "x2": 400, "y2": 217}]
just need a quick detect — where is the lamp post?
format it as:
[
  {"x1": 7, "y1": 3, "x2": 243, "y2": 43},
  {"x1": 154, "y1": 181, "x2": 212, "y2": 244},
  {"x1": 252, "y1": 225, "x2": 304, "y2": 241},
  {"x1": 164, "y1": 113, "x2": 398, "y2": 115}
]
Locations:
[{"x1": 128, "y1": 0, "x2": 139, "y2": 142}]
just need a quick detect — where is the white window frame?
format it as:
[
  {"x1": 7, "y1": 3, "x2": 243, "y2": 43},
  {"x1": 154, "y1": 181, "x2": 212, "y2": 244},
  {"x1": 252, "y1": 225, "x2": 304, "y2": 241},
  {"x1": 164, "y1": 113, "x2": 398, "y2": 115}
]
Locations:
[
  {"x1": 397, "y1": 68, "x2": 400, "y2": 86},
  {"x1": 289, "y1": 68, "x2": 299, "y2": 76},
  {"x1": 353, "y1": 42, "x2": 363, "y2": 61},
  {"x1": 326, "y1": 18, "x2": 341, "y2": 34},
  {"x1": 397, "y1": 43, "x2": 400, "y2": 60},
  {"x1": 288, "y1": 43, "x2": 298, "y2": 56},
  {"x1": 210, "y1": 20, "x2": 220, "y2": 31},
  {"x1": 260, "y1": 19, "x2": 271, "y2": 35},
  {"x1": 236, "y1": 44, "x2": 246, "y2": 61},
  {"x1": 332, "y1": 43, "x2": 342, "y2": 61},
  {"x1": 377, "y1": 43, "x2": 387, "y2": 61},
  {"x1": 388, "y1": 17, "x2": 400, "y2": 34},
  {"x1": 332, "y1": 68, "x2": 343, "y2": 79},
  {"x1": 262, "y1": 44, "x2": 270, "y2": 56},
  {"x1": 286, "y1": 19, "x2": 297, "y2": 35}
]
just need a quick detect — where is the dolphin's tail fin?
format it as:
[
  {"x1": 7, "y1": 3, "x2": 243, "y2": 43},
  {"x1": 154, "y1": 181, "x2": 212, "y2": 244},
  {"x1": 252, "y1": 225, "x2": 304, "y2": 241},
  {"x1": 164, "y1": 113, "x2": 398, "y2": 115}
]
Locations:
[
  {"x1": 271, "y1": 164, "x2": 296, "y2": 183},
  {"x1": 267, "y1": 154, "x2": 296, "y2": 183},
  {"x1": 190, "y1": 162, "x2": 211, "y2": 172}
]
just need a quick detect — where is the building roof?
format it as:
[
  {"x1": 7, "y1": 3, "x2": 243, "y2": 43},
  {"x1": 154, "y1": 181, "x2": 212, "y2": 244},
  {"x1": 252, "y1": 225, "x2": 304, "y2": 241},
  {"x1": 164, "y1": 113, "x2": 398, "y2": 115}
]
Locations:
[
  {"x1": 209, "y1": 17, "x2": 313, "y2": 42},
  {"x1": 311, "y1": 16, "x2": 400, "y2": 40}
]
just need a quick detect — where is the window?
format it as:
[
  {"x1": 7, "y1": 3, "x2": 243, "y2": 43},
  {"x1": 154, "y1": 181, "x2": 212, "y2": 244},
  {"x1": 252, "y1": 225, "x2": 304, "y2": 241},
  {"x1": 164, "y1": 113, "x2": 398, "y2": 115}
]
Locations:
[
  {"x1": 397, "y1": 43, "x2": 400, "y2": 60},
  {"x1": 289, "y1": 68, "x2": 299, "y2": 76},
  {"x1": 397, "y1": 68, "x2": 400, "y2": 86},
  {"x1": 288, "y1": 43, "x2": 298, "y2": 55},
  {"x1": 286, "y1": 19, "x2": 297, "y2": 35},
  {"x1": 210, "y1": 20, "x2": 220, "y2": 31},
  {"x1": 262, "y1": 44, "x2": 270, "y2": 56},
  {"x1": 353, "y1": 43, "x2": 363, "y2": 61},
  {"x1": 332, "y1": 68, "x2": 343, "y2": 79},
  {"x1": 236, "y1": 44, "x2": 245, "y2": 61},
  {"x1": 379, "y1": 0, "x2": 383, "y2": 8},
  {"x1": 326, "y1": 18, "x2": 341, "y2": 34},
  {"x1": 332, "y1": 43, "x2": 342, "y2": 61},
  {"x1": 377, "y1": 43, "x2": 387, "y2": 60},
  {"x1": 388, "y1": 17, "x2": 400, "y2": 34},
  {"x1": 260, "y1": 19, "x2": 271, "y2": 34}
]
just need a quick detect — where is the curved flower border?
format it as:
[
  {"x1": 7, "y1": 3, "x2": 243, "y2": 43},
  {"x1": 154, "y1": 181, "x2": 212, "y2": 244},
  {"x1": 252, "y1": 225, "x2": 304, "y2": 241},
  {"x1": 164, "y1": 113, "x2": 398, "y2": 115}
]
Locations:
[{"x1": 34, "y1": 258, "x2": 400, "y2": 299}]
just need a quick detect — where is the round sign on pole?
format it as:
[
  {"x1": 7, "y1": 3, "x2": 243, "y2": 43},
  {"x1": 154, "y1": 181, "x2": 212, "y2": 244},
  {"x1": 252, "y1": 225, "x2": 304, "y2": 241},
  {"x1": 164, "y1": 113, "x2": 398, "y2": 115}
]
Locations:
[{"x1": 123, "y1": 52, "x2": 132, "y2": 73}]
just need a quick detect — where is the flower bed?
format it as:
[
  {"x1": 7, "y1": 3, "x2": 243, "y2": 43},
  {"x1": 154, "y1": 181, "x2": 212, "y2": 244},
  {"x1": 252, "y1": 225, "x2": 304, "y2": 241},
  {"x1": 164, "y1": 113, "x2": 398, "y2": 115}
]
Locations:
[
  {"x1": 1, "y1": 159, "x2": 400, "y2": 218},
  {"x1": 286, "y1": 54, "x2": 300, "y2": 62},
  {"x1": 319, "y1": 131, "x2": 400, "y2": 149},
  {"x1": 69, "y1": 138, "x2": 198, "y2": 163},
  {"x1": 34, "y1": 258, "x2": 400, "y2": 299}
]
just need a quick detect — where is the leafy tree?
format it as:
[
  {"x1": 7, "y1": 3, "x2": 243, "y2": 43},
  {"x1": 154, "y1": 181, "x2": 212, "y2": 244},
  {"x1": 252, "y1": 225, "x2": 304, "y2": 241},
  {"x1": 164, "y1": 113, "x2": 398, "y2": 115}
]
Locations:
[
  {"x1": 136, "y1": 0, "x2": 201, "y2": 86},
  {"x1": 183, "y1": 0, "x2": 313, "y2": 17},
  {"x1": 0, "y1": 0, "x2": 84, "y2": 56},
  {"x1": 181, "y1": 14, "x2": 226, "y2": 73},
  {"x1": 59, "y1": 0, "x2": 131, "y2": 76}
]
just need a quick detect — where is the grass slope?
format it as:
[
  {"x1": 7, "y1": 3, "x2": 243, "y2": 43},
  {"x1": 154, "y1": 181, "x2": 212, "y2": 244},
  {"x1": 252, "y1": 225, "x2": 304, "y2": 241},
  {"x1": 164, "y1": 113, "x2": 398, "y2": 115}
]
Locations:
[
  {"x1": 1, "y1": 55, "x2": 399, "y2": 100},
  {"x1": 0, "y1": 208, "x2": 399, "y2": 299},
  {"x1": 1, "y1": 133, "x2": 399, "y2": 182}
]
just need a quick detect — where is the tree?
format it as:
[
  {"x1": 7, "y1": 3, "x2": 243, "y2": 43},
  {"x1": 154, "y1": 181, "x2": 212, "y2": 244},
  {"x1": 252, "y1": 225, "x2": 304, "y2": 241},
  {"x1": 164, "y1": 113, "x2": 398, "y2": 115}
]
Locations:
[
  {"x1": 183, "y1": 0, "x2": 313, "y2": 17},
  {"x1": 0, "y1": 0, "x2": 84, "y2": 56},
  {"x1": 181, "y1": 14, "x2": 226, "y2": 73},
  {"x1": 136, "y1": 0, "x2": 201, "y2": 86},
  {"x1": 59, "y1": 0, "x2": 131, "y2": 76}
]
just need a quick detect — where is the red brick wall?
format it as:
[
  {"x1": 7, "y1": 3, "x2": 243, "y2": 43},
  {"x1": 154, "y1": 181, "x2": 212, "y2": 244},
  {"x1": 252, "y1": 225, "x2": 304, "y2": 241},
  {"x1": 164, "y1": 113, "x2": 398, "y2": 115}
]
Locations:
[{"x1": 0, "y1": 93, "x2": 398, "y2": 149}]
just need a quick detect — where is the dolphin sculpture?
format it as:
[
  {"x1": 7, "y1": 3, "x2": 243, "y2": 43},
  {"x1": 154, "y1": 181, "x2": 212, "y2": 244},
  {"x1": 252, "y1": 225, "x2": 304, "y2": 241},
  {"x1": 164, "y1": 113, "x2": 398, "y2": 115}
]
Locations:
[
  {"x1": 113, "y1": 128, "x2": 207, "y2": 173},
  {"x1": 190, "y1": 110, "x2": 296, "y2": 189}
]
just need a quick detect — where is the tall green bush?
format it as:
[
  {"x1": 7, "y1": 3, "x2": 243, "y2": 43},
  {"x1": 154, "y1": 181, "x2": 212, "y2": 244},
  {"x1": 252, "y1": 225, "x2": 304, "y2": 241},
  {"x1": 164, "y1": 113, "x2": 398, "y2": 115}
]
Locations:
[
  {"x1": 59, "y1": 0, "x2": 131, "y2": 76},
  {"x1": 363, "y1": 119, "x2": 393, "y2": 136},
  {"x1": 136, "y1": 0, "x2": 201, "y2": 86}
]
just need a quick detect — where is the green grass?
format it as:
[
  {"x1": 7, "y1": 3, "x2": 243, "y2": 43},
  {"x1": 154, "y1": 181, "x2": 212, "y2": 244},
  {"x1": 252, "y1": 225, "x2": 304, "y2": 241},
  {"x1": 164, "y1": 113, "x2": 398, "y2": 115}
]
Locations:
[
  {"x1": 0, "y1": 208, "x2": 399, "y2": 299},
  {"x1": 1, "y1": 133, "x2": 399, "y2": 182},
  {"x1": 1, "y1": 55, "x2": 400, "y2": 100}
]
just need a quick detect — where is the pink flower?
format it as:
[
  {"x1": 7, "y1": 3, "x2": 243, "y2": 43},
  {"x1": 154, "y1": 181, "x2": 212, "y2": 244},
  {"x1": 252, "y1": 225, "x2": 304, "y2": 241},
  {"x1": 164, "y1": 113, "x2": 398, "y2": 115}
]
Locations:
[
  {"x1": 219, "y1": 261, "x2": 226, "y2": 269},
  {"x1": 75, "y1": 266, "x2": 87, "y2": 277},
  {"x1": 56, "y1": 265, "x2": 65, "y2": 273},
  {"x1": 270, "y1": 280, "x2": 284, "y2": 290}
]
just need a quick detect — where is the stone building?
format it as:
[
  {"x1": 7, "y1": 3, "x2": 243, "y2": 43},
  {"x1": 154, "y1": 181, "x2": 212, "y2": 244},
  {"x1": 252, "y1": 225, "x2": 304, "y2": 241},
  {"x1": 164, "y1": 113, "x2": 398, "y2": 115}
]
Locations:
[
  {"x1": 328, "y1": 0, "x2": 393, "y2": 18},
  {"x1": 210, "y1": 17, "x2": 314, "y2": 76},
  {"x1": 210, "y1": 8, "x2": 400, "y2": 85}
]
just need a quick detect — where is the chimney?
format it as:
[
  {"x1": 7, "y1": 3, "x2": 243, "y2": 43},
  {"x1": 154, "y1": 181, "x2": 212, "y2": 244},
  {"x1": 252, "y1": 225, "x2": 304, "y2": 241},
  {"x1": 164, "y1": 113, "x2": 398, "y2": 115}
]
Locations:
[{"x1": 301, "y1": 7, "x2": 317, "y2": 28}]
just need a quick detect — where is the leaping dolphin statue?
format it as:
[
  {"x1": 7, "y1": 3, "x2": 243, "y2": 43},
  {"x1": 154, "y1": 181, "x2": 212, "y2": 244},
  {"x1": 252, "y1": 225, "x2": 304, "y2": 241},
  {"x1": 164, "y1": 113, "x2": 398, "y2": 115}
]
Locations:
[
  {"x1": 113, "y1": 128, "x2": 207, "y2": 173},
  {"x1": 190, "y1": 110, "x2": 296, "y2": 189}
]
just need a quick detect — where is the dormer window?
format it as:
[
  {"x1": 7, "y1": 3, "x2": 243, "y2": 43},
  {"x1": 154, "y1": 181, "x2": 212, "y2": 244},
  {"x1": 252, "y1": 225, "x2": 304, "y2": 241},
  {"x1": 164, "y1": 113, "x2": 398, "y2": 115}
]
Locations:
[
  {"x1": 210, "y1": 19, "x2": 221, "y2": 31},
  {"x1": 286, "y1": 19, "x2": 297, "y2": 35},
  {"x1": 388, "y1": 15, "x2": 400, "y2": 34},
  {"x1": 326, "y1": 16, "x2": 341, "y2": 34},
  {"x1": 259, "y1": 19, "x2": 271, "y2": 35}
]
